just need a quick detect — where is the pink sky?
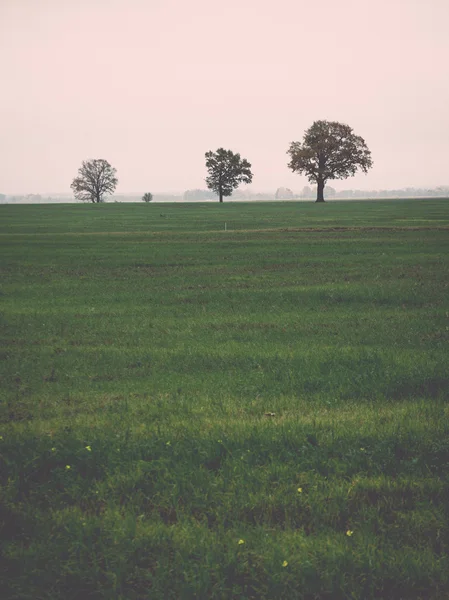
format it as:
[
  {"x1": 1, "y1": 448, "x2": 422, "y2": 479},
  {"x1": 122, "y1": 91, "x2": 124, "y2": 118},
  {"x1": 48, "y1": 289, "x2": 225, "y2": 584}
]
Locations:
[{"x1": 1, "y1": 0, "x2": 448, "y2": 194}]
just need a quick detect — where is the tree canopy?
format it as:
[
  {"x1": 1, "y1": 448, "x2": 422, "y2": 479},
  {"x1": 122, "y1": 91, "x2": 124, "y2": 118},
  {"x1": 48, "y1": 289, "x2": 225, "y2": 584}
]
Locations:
[
  {"x1": 142, "y1": 192, "x2": 153, "y2": 203},
  {"x1": 71, "y1": 159, "x2": 118, "y2": 203},
  {"x1": 287, "y1": 120, "x2": 373, "y2": 202},
  {"x1": 205, "y1": 148, "x2": 253, "y2": 203}
]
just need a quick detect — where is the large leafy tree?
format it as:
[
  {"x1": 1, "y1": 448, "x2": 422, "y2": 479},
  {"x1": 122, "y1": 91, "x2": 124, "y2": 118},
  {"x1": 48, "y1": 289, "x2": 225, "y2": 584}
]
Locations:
[
  {"x1": 205, "y1": 148, "x2": 253, "y2": 203},
  {"x1": 71, "y1": 159, "x2": 118, "y2": 203},
  {"x1": 287, "y1": 121, "x2": 373, "y2": 202}
]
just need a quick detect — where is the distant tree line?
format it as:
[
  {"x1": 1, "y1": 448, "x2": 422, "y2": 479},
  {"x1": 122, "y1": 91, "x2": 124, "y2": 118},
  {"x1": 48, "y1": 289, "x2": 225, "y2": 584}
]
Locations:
[
  {"x1": 3, "y1": 186, "x2": 449, "y2": 205},
  {"x1": 183, "y1": 189, "x2": 217, "y2": 201}
]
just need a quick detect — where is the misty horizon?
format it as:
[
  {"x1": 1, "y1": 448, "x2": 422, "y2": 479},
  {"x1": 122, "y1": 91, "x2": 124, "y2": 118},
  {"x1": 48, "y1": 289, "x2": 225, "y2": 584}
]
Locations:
[
  {"x1": 2, "y1": 183, "x2": 449, "y2": 199},
  {"x1": 2, "y1": 185, "x2": 448, "y2": 205}
]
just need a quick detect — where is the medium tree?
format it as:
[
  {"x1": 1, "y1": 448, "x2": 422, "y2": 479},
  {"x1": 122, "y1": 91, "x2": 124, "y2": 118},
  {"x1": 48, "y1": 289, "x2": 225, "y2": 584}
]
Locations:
[
  {"x1": 71, "y1": 159, "x2": 118, "y2": 203},
  {"x1": 205, "y1": 148, "x2": 253, "y2": 203},
  {"x1": 287, "y1": 120, "x2": 373, "y2": 202},
  {"x1": 142, "y1": 192, "x2": 153, "y2": 202}
]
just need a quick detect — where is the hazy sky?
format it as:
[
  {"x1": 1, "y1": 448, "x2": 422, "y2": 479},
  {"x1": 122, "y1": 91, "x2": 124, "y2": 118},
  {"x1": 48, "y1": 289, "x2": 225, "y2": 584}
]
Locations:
[{"x1": 1, "y1": 0, "x2": 448, "y2": 194}]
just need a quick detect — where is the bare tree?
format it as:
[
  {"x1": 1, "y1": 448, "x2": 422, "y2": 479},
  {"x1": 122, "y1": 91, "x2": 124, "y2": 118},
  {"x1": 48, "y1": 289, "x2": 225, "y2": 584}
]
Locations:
[{"x1": 71, "y1": 159, "x2": 118, "y2": 203}]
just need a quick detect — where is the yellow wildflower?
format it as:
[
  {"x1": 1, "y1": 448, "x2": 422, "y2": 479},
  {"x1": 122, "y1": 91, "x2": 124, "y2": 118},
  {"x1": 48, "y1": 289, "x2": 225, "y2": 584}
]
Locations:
[
  {"x1": 85, "y1": 445, "x2": 92, "y2": 451},
  {"x1": 297, "y1": 487, "x2": 303, "y2": 493},
  {"x1": 238, "y1": 539, "x2": 245, "y2": 545},
  {"x1": 282, "y1": 560, "x2": 288, "y2": 567},
  {"x1": 65, "y1": 465, "x2": 71, "y2": 470},
  {"x1": 346, "y1": 530, "x2": 353, "y2": 537}
]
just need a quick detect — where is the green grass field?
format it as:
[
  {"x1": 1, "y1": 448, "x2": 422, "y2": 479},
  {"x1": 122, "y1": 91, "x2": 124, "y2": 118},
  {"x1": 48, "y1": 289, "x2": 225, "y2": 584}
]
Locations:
[{"x1": 1, "y1": 199, "x2": 449, "y2": 599}]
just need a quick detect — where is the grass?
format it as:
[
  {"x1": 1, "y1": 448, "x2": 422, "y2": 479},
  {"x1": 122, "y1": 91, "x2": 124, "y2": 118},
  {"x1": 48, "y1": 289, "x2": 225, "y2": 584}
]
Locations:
[{"x1": 1, "y1": 199, "x2": 449, "y2": 599}]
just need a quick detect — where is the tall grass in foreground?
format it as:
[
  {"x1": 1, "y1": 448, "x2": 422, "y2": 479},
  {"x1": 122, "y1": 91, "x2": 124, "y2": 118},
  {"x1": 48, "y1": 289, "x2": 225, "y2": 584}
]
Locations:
[{"x1": 1, "y1": 200, "x2": 449, "y2": 599}]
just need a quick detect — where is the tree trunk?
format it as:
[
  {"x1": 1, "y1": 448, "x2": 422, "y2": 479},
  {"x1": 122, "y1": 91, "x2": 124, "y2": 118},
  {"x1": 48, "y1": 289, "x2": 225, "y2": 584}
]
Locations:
[
  {"x1": 219, "y1": 187, "x2": 223, "y2": 203},
  {"x1": 316, "y1": 179, "x2": 325, "y2": 202}
]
